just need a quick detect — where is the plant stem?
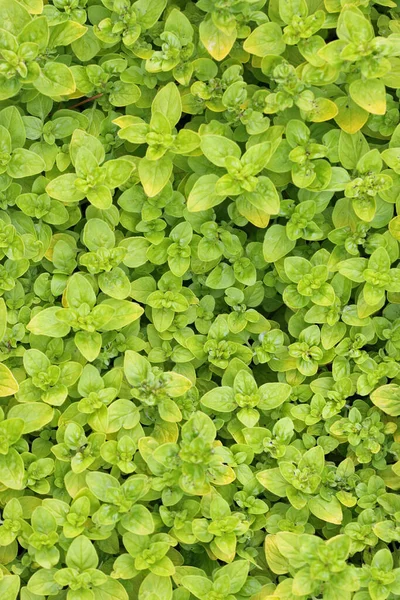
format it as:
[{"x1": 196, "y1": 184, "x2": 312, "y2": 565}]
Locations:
[{"x1": 69, "y1": 94, "x2": 103, "y2": 109}]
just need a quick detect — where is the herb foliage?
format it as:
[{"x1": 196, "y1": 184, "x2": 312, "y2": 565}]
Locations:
[{"x1": 0, "y1": 0, "x2": 400, "y2": 598}]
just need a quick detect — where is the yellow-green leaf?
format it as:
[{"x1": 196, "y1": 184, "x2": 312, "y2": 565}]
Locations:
[
  {"x1": 371, "y1": 384, "x2": 400, "y2": 416},
  {"x1": 199, "y1": 18, "x2": 236, "y2": 61},
  {"x1": 243, "y1": 22, "x2": 285, "y2": 57},
  {"x1": 309, "y1": 496, "x2": 343, "y2": 524},
  {"x1": 0, "y1": 297, "x2": 6, "y2": 342},
  {"x1": 138, "y1": 156, "x2": 173, "y2": 197},
  {"x1": 349, "y1": 79, "x2": 386, "y2": 115},
  {"x1": 389, "y1": 216, "x2": 400, "y2": 240},
  {"x1": 264, "y1": 535, "x2": 289, "y2": 574},
  {"x1": 305, "y1": 97, "x2": 338, "y2": 123},
  {"x1": 0, "y1": 364, "x2": 19, "y2": 397},
  {"x1": 334, "y1": 96, "x2": 369, "y2": 133},
  {"x1": 187, "y1": 174, "x2": 223, "y2": 212}
]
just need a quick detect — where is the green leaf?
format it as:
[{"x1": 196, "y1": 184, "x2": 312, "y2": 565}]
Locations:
[
  {"x1": 187, "y1": 174, "x2": 223, "y2": 211},
  {"x1": 263, "y1": 225, "x2": 296, "y2": 262},
  {"x1": 0, "y1": 106, "x2": 26, "y2": 148},
  {"x1": 7, "y1": 149, "x2": 45, "y2": 178},
  {"x1": 93, "y1": 579, "x2": 128, "y2": 600},
  {"x1": 139, "y1": 573, "x2": 172, "y2": 600},
  {"x1": 264, "y1": 535, "x2": 289, "y2": 575},
  {"x1": 337, "y1": 7, "x2": 374, "y2": 43},
  {"x1": 258, "y1": 382, "x2": 292, "y2": 410},
  {"x1": 349, "y1": 80, "x2": 386, "y2": 115},
  {"x1": 0, "y1": 448, "x2": 24, "y2": 489},
  {"x1": 49, "y1": 21, "x2": 87, "y2": 48},
  {"x1": 124, "y1": 350, "x2": 151, "y2": 386},
  {"x1": 100, "y1": 299, "x2": 144, "y2": 330},
  {"x1": 27, "y1": 307, "x2": 71, "y2": 337},
  {"x1": 8, "y1": 403, "x2": 54, "y2": 433},
  {"x1": 0, "y1": 0, "x2": 31, "y2": 35},
  {"x1": 103, "y1": 159, "x2": 134, "y2": 188},
  {"x1": 199, "y1": 18, "x2": 236, "y2": 61},
  {"x1": 121, "y1": 504, "x2": 154, "y2": 535},
  {"x1": 72, "y1": 27, "x2": 101, "y2": 61},
  {"x1": 110, "y1": 81, "x2": 141, "y2": 107},
  {"x1": 152, "y1": 82, "x2": 182, "y2": 127},
  {"x1": 371, "y1": 385, "x2": 400, "y2": 416},
  {"x1": 66, "y1": 273, "x2": 96, "y2": 308},
  {"x1": 163, "y1": 372, "x2": 192, "y2": 397},
  {"x1": 83, "y1": 218, "x2": 115, "y2": 251},
  {"x1": 214, "y1": 560, "x2": 249, "y2": 593},
  {"x1": 201, "y1": 387, "x2": 236, "y2": 412},
  {"x1": 139, "y1": 156, "x2": 173, "y2": 197},
  {"x1": 243, "y1": 23, "x2": 285, "y2": 57},
  {"x1": 46, "y1": 174, "x2": 85, "y2": 202},
  {"x1": 0, "y1": 363, "x2": 18, "y2": 396},
  {"x1": 279, "y1": 0, "x2": 308, "y2": 23},
  {"x1": 75, "y1": 331, "x2": 102, "y2": 362},
  {"x1": 242, "y1": 142, "x2": 273, "y2": 173},
  {"x1": 181, "y1": 576, "x2": 213, "y2": 599},
  {"x1": 308, "y1": 496, "x2": 343, "y2": 524},
  {"x1": 0, "y1": 575, "x2": 20, "y2": 600},
  {"x1": 200, "y1": 135, "x2": 241, "y2": 167},
  {"x1": 0, "y1": 297, "x2": 6, "y2": 342},
  {"x1": 34, "y1": 62, "x2": 76, "y2": 97},
  {"x1": 66, "y1": 536, "x2": 98, "y2": 571},
  {"x1": 334, "y1": 96, "x2": 369, "y2": 134},
  {"x1": 86, "y1": 471, "x2": 119, "y2": 502},
  {"x1": 338, "y1": 130, "x2": 369, "y2": 170},
  {"x1": 27, "y1": 569, "x2": 60, "y2": 596}
]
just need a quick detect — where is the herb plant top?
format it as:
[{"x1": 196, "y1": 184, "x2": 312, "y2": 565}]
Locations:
[{"x1": 0, "y1": 0, "x2": 400, "y2": 599}]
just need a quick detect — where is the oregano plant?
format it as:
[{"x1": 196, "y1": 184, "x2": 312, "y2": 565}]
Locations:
[{"x1": 0, "y1": 0, "x2": 399, "y2": 598}]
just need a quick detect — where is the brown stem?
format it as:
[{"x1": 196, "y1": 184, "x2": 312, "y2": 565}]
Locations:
[{"x1": 69, "y1": 93, "x2": 103, "y2": 109}]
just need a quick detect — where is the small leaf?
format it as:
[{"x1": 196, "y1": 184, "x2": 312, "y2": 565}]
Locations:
[
  {"x1": 66, "y1": 536, "x2": 98, "y2": 571},
  {"x1": 0, "y1": 364, "x2": 18, "y2": 396},
  {"x1": 199, "y1": 18, "x2": 236, "y2": 61},
  {"x1": 139, "y1": 156, "x2": 173, "y2": 197},
  {"x1": 243, "y1": 22, "x2": 285, "y2": 56},
  {"x1": 349, "y1": 79, "x2": 386, "y2": 115},
  {"x1": 371, "y1": 385, "x2": 400, "y2": 416}
]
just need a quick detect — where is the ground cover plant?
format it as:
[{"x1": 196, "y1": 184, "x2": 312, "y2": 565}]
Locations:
[{"x1": 1, "y1": 0, "x2": 400, "y2": 598}]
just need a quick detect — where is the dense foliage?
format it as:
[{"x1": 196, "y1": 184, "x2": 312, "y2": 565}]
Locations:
[{"x1": 1, "y1": 0, "x2": 400, "y2": 598}]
